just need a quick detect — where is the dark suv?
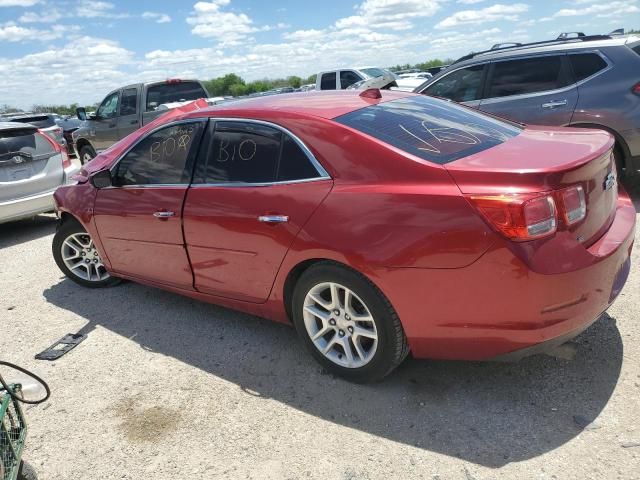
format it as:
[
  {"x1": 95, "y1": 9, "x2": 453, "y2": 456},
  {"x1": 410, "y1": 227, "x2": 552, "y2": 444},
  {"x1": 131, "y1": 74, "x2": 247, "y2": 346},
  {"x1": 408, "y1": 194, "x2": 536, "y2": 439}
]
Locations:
[{"x1": 415, "y1": 33, "x2": 640, "y2": 176}]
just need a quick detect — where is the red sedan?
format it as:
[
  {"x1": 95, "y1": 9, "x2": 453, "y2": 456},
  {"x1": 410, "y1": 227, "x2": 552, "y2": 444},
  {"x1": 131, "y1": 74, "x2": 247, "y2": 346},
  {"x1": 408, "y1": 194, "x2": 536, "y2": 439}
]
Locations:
[{"x1": 52, "y1": 90, "x2": 635, "y2": 382}]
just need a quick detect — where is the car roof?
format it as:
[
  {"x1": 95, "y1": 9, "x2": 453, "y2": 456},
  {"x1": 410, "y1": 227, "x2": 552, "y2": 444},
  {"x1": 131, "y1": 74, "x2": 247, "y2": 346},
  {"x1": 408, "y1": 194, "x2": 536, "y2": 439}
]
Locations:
[
  {"x1": 453, "y1": 34, "x2": 640, "y2": 66},
  {"x1": 0, "y1": 121, "x2": 39, "y2": 133},
  {"x1": 195, "y1": 89, "x2": 414, "y2": 120}
]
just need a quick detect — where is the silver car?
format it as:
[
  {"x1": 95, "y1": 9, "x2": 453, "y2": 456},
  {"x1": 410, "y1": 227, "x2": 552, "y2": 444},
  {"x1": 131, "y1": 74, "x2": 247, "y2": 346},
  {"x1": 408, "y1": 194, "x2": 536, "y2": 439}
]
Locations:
[
  {"x1": 0, "y1": 122, "x2": 79, "y2": 224},
  {"x1": 414, "y1": 33, "x2": 640, "y2": 176}
]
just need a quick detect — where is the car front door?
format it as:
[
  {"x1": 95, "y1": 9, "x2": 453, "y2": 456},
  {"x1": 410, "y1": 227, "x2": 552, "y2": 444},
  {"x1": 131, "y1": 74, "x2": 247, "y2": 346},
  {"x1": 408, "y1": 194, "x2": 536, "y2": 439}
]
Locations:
[
  {"x1": 478, "y1": 54, "x2": 578, "y2": 125},
  {"x1": 183, "y1": 120, "x2": 333, "y2": 303},
  {"x1": 419, "y1": 64, "x2": 486, "y2": 108},
  {"x1": 93, "y1": 120, "x2": 206, "y2": 289},
  {"x1": 92, "y1": 90, "x2": 121, "y2": 151},
  {"x1": 116, "y1": 87, "x2": 140, "y2": 140}
]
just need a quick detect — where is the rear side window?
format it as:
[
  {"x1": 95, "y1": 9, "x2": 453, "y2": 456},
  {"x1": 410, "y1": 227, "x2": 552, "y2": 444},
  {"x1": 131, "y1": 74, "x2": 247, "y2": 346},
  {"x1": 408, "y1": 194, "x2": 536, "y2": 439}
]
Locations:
[
  {"x1": 569, "y1": 53, "x2": 607, "y2": 82},
  {"x1": 195, "y1": 122, "x2": 323, "y2": 184},
  {"x1": 488, "y1": 56, "x2": 568, "y2": 98},
  {"x1": 340, "y1": 71, "x2": 362, "y2": 89},
  {"x1": 145, "y1": 82, "x2": 207, "y2": 112},
  {"x1": 334, "y1": 95, "x2": 522, "y2": 164},
  {"x1": 423, "y1": 64, "x2": 484, "y2": 102},
  {"x1": 114, "y1": 122, "x2": 204, "y2": 186},
  {"x1": 320, "y1": 72, "x2": 336, "y2": 90},
  {"x1": 120, "y1": 88, "x2": 138, "y2": 116}
]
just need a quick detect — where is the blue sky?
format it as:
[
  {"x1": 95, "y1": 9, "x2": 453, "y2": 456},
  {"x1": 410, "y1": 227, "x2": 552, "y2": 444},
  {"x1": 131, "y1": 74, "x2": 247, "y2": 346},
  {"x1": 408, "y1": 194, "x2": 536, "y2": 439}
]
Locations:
[{"x1": 1, "y1": 0, "x2": 639, "y2": 108}]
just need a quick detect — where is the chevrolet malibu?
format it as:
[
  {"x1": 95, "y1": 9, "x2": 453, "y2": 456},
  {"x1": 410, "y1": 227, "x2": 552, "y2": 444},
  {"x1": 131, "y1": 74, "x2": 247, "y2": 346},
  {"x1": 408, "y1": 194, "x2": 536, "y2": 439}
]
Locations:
[{"x1": 52, "y1": 90, "x2": 635, "y2": 382}]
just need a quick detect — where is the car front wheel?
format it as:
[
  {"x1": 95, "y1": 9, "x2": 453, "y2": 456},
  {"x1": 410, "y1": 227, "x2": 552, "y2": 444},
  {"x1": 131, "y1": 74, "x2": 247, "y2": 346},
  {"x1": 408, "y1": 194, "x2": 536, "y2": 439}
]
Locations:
[
  {"x1": 78, "y1": 144, "x2": 96, "y2": 165},
  {"x1": 52, "y1": 220, "x2": 120, "y2": 288},
  {"x1": 292, "y1": 262, "x2": 409, "y2": 382}
]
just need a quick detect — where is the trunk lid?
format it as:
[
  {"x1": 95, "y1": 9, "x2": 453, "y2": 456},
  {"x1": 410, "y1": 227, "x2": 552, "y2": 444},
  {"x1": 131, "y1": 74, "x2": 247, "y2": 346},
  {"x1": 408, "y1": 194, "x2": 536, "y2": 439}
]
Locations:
[
  {"x1": 445, "y1": 126, "x2": 617, "y2": 246},
  {"x1": 0, "y1": 122, "x2": 64, "y2": 202}
]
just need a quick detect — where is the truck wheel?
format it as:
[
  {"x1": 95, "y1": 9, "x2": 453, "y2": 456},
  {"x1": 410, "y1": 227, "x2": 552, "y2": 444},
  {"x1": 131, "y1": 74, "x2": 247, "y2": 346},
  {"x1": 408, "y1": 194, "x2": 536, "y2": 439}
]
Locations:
[
  {"x1": 79, "y1": 144, "x2": 96, "y2": 165},
  {"x1": 17, "y1": 461, "x2": 38, "y2": 480}
]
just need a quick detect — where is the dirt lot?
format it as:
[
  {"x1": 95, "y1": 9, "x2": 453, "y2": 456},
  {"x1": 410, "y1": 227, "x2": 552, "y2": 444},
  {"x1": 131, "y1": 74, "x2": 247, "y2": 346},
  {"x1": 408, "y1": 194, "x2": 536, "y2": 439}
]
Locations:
[{"x1": 1, "y1": 177, "x2": 639, "y2": 480}]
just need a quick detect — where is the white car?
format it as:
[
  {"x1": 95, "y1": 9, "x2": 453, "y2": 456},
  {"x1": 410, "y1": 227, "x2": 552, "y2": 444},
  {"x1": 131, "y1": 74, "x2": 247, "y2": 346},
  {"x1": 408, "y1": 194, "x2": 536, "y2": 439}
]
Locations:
[
  {"x1": 398, "y1": 72, "x2": 432, "y2": 80},
  {"x1": 0, "y1": 122, "x2": 79, "y2": 224},
  {"x1": 391, "y1": 77, "x2": 429, "y2": 92},
  {"x1": 316, "y1": 67, "x2": 397, "y2": 90}
]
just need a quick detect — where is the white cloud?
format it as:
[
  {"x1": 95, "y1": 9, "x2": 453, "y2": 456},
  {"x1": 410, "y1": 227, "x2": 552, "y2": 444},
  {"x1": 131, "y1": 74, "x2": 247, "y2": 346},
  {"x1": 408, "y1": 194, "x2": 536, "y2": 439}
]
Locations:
[
  {"x1": 19, "y1": 9, "x2": 62, "y2": 23},
  {"x1": 457, "y1": 0, "x2": 485, "y2": 3},
  {"x1": 0, "y1": 0, "x2": 39, "y2": 6},
  {"x1": 0, "y1": 21, "x2": 71, "y2": 41},
  {"x1": 553, "y1": 1, "x2": 639, "y2": 17},
  {"x1": 75, "y1": 0, "x2": 128, "y2": 19},
  {"x1": 187, "y1": 0, "x2": 257, "y2": 43},
  {"x1": 142, "y1": 11, "x2": 171, "y2": 23},
  {"x1": 435, "y1": 3, "x2": 529, "y2": 29},
  {"x1": 335, "y1": 0, "x2": 442, "y2": 31}
]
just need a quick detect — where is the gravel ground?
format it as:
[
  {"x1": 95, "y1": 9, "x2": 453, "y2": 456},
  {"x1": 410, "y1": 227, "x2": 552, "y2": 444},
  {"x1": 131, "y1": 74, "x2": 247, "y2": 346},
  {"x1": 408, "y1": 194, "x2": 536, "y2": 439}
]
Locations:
[{"x1": 0, "y1": 177, "x2": 639, "y2": 480}]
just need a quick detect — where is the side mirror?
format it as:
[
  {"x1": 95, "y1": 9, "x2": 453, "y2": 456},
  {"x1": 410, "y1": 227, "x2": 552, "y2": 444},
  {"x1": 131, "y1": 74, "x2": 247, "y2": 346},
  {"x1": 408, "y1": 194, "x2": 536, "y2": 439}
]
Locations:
[
  {"x1": 76, "y1": 107, "x2": 87, "y2": 121},
  {"x1": 90, "y1": 170, "x2": 112, "y2": 189}
]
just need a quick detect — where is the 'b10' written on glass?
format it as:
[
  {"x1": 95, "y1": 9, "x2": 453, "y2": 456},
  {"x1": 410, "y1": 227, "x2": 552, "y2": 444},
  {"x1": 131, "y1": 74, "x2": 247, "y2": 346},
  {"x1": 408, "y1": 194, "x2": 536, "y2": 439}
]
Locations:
[{"x1": 217, "y1": 138, "x2": 257, "y2": 162}]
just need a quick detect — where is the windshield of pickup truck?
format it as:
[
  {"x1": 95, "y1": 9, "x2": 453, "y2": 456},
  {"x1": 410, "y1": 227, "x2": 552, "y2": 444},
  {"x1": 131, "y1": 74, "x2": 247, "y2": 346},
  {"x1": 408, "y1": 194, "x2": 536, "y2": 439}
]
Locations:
[{"x1": 145, "y1": 81, "x2": 208, "y2": 112}]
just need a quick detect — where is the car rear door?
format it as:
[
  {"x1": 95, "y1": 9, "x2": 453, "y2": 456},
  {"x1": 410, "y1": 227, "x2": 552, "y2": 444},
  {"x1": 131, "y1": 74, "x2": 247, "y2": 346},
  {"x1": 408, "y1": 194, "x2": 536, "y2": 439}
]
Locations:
[
  {"x1": 0, "y1": 124, "x2": 63, "y2": 203},
  {"x1": 183, "y1": 120, "x2": 333, "y2": 303},
  {"x1": 116, "y1": 86, "x2": 140, "y2": 140},
  {"x1": 478, "y1": 54, "x2": 578, "y2": 125},
  {"x1": 93, "y1": 120, "x2": 206, "y2": 288}
]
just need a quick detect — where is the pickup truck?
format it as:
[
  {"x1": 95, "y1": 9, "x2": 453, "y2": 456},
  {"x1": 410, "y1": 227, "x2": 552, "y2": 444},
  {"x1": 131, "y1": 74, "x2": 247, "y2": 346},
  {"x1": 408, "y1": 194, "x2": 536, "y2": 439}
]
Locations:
[{"x1": 73, "y1": 79, "x2": 209, "y2": 163}]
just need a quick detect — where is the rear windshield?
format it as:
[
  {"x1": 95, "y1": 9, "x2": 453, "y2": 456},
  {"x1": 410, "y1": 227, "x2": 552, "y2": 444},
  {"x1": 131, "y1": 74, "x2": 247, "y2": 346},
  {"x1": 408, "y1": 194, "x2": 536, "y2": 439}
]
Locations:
[
  {"x1": 0, "y1": 130, "x2": 54, "y2": 161},
  {"x1": 334, "y1": 95, "x2": 522, "y2": 164},
  {"x1": 145, "y1": 81, "x2": 207, "y2": 111},
  {"x1": 9, "y1": 115, "x2": 56, "y2": 129}
]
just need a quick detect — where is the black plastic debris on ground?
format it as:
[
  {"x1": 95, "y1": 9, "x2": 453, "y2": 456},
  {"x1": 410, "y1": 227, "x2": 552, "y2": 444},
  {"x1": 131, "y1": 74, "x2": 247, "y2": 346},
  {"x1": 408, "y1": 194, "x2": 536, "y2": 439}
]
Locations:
[{"x1": 35, "y1": 333, "x2": 87, "y2": 361}]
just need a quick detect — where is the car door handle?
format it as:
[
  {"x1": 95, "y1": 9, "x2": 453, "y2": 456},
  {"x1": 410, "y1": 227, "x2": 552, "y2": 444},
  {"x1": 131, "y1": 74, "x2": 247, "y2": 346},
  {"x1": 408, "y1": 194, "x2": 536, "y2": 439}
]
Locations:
[
  {"x1": 258, "y1": 215, "x2": 289, "y2": 223},
  {"x1": 542, "y1": 100, "x2": 568, "y2": 109},
  {"x1": 153, "y1": 211, "x2": 175, "y2": 218}
]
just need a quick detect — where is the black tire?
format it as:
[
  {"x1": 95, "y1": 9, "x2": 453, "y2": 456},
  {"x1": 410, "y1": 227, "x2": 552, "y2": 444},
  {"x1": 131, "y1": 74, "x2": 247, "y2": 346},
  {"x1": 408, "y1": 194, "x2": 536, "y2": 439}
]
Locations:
[
  {"x1": 52, "y1": 219, "x2": 120, "y2": 288},
  {"x1": 292, "y1": 262, "x2": 409, "y2": 383},
  {"x1": 78, "y1": 144, "x2": 96, "y2": 165},
  {"x1": 18, "y1": 461, "x2": 38, "y2": 480}
]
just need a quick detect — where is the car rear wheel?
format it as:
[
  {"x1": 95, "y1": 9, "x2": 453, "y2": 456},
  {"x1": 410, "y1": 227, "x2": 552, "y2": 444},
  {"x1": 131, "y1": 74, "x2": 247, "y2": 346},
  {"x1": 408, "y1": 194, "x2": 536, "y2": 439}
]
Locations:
[
  {"x1": 292, "y1": 262, "x2": 409, "y2": 382},
  {"x1": 78, "y1": 144, "x2": 96, "y2": 165},
  {"x1": 52, "y1": 220, "x2": 119, "y2": 288}
]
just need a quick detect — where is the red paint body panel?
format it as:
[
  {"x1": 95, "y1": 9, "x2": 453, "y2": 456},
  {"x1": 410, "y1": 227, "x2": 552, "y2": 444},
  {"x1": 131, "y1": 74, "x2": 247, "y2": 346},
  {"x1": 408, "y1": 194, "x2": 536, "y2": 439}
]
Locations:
[
  {"x1": 183, "y1": 180, "x2": 332, "y2": 302},
  {"x1": 93, "y1": 187, "x2": 193, "y2": 289},
  {"x1": 52, "y1": 91, "x2": 636, "y2": 361}
]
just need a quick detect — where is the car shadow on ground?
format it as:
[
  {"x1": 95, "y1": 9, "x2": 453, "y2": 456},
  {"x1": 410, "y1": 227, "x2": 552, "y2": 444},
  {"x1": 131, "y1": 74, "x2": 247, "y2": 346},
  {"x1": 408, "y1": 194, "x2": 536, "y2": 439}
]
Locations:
[
  {"x1": 0, "y1": 214, "x2": 57, "y2": 249},
  {"x1": 43, "y1": 278, "x2": 623, "y2": 468}
]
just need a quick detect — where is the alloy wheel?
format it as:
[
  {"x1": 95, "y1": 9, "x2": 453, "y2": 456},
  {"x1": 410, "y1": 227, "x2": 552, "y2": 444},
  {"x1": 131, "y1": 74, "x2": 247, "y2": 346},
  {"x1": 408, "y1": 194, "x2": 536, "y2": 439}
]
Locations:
[
  {"x1": 61, "y1": 233, "x2": 110, "y2": 282},
  {"x1": 303, "y1": 282, "x2": 378, "y2": 368}
]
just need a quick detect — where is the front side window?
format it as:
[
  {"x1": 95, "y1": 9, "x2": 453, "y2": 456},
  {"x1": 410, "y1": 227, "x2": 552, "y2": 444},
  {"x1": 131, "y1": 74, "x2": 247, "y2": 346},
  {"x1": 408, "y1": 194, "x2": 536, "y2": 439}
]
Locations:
[
  {"x1": 335, "y1": 95, "x2": 522, "y2": 165},
  {"x1": 340, "y1": 71, "x2": 363, "y2": 89},
  {"x1": 97, "y1": 92, "x2": 119, "y2": 119},
  {"x1": 320, "y1": 72, "x2": 337, "y2": 90},
  {"x1": 195, "y1": 122, "x2": 323, "y2": 184},
  {"x1": 488, "y1": 56, "x2": 568, "y2": 98},
  {"x1": 424, "y1": 65, "x2": 484, "y2": 102},
  {"x1": 120, "y1": 88, "x2": 138, "y2": 116},
  {"x1": 114, "y1": 122, "x2": 204, "y2": 186}
]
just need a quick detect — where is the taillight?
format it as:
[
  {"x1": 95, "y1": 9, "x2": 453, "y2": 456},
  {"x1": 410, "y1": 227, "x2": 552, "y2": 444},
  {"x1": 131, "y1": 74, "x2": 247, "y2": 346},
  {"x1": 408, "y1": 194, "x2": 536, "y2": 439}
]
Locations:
[
  {"x1": 37, "y1": 130, "x2": 71, "y2": 168},
  {"x1": 467, "y1": 193, "x2": 557, "y2": 241},
  {"x1": 557, "y1": 185, "x2": 586, "y2": 225},
  {"x1": 632, "y1": 81, "x2": 640, "y2": 95}
]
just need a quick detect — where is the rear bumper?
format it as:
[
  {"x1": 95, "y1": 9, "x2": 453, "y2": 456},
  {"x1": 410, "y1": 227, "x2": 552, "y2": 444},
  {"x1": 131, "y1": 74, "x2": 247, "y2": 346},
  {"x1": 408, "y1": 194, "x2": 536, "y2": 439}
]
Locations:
[
  {"x1": 0, "y1": 164, "x2": 80, "y2": 224},
  {"x1": 376, "y1": 192, "x2": 636, "y2": 360}
]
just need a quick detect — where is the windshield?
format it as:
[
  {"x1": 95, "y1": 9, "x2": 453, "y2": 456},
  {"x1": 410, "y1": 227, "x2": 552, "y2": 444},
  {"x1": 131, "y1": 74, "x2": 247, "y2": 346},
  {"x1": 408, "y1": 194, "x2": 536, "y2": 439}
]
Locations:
[
  {"x1": 145, "y1": 81, "x2": 208, "y2": 111},
  {"x1": 334, "y1": 95, "x2": 522, "y2": 165},
  {"x1": 360, "y1": 68, "x2": 389, "y2": 78}
]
